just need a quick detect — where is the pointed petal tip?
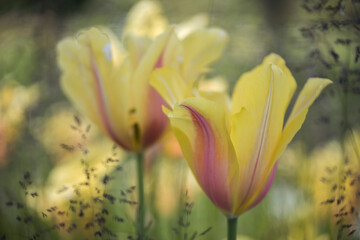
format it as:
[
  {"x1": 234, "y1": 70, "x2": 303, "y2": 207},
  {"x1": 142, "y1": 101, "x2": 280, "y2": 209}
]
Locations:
[
  {"x1": 263, "y1": 53, "x2": 286, "y2": 66},
  {"x1": 307, "y1": 77, "x2": 333, "y2": 86},
  {"x1": 304, "y1": 77, "x2": 333, "y2": 96}
]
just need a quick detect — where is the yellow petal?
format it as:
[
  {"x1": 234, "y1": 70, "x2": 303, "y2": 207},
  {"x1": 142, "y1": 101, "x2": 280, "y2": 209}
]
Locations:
[
  {"x1": 231, "y1": 55, "x2": 294, "y2": 168},
  {"x1": 150, "y1": 67, "x2": 191, "y2": 109},
  {"x1": 175, "y1": 13, "x2": 209, "y2": 39},
  {"x1": 123, "y1": 0, "x2": 168, "y2": 38},
  {"x1": 125, "y1": 28, "x2": 181, "y2": 149},
  {"x1": 57, "y1": 29, "x2": 104, "y2": 134},
  {"x1": 231, "y1": 53, "x2": 296, "y2": 115},
  {"x1": 199, "y1": 90, "x2": 231, "y2": 130},
  {"x1": 140, "y1": 86, "x2": 169, "y2": 149},
  {"x1": 132, "y1": 28, "x2": 173, "y2": 104},
  {"x1": 199, "y1": 91, "x2": 230, "y2": 110},
  {"x1": 124, "y1": 34, "x2": 151, "y2": 70},
  {"x1": 230, "y1": 55, "x2": 297, "y2": 213},
  {"x1": 170, "y1": 97, "x2": 237, "y2": 215},
  {"x1": 57, "y1": 27, "x2": 133, "y2": 150},
  {"x1": 263, "y1": 53, "x2": 297, "y2": 92},
  {"x1": 132, "y1": 28, "x2": 178, "y2": 138},
  {"x1": 182, "y1": 28, "x2": 229, "y2": 83},
  {"x1": 162, "y1": 32, "x2": 183, "y2": 73},
  {"x1": 132, "y1": 27, "x2": 175, "y2": 92},
  {"x1": 100, "y1": 28, "x2": 127, "y2": 67},
  {"x1": 198, "y1": 76, "x2": 228, "y2": 92},
  {"x1": 272, "y1": 77, "x2": 332, "y2": 167}
]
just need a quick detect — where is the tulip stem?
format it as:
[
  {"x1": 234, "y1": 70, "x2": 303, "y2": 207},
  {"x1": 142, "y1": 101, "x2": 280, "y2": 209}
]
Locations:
[
  {"x1": 227, "y1": 217, "x2": 238, "y2": 240},
  {"x1": 136, "y1": 152, "x2": 145, "y2": 239}
]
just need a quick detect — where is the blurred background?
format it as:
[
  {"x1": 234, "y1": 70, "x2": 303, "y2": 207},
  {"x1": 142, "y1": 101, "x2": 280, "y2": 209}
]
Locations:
[{"x1": 0, "y1": 0, "x2": 359, "y2": 239}]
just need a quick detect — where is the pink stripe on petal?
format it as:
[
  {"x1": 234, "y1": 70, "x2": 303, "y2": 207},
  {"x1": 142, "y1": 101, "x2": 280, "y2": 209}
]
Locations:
[
  {"x1": 141, "y1": 86, "x2": 169, "y2": 149},
  {"x1": 247, "y1": 161, "x2": 278, "y2": 211},
  {"x1": 140, "y1": 48, "x2": 168, "y2": 149},
  {"x1": 155, "y1": 52, "x2": 163, "y2": 69},
  {"x1": 183, "y1": 105, "x2": 232, "y2": 214}
]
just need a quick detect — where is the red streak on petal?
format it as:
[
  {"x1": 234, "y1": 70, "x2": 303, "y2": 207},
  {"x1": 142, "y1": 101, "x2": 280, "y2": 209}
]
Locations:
[
  {"x1": 183, "y1": 105, "x2": 232, "y2": 214},
  {"x1": 139, "y1": 45, "x2": 167, "y2": 149},
  {"x1": 141, "y1": 86, "x2": 169, "y2": 149},
  {"x1": 155, "y1": 53, "x2": 163, "y2": 69},
  {"x1": 247, "y1": 161, "x2": 278, "y2": 211}
]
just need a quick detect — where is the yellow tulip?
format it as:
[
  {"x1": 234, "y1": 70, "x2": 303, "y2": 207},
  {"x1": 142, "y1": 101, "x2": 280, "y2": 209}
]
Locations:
[
  {"x1": 57, "y1": 26, "x2": 228, "y2": 152},
  {"x1": 151, "y1": 53, "x2": 332, "y2": 217}
]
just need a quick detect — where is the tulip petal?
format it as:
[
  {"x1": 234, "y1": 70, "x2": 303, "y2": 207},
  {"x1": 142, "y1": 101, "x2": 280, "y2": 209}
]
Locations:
[
  {"x1": 132, "y1": 28, "x2": 175, "y2": 97},
  {"x1": 271, "y1": 77, "x2": 332, "y2": 168},
  {"x1": 140, "y1": 86, "x2": 169, "y2": 149},
  {"x1": 162, "y1": 32, "x2": 183, "y2": 73},
  {"x1": 199, "y1": 91, "x2": 231, "y2": 130},
  {"x1": 231, "y1": 53, "x2": 296, "y2": 116},
  {"x1": 230, "y1": 55, "x2": 294, "y2": 168},
  {"x1": 169, "y1": 97, "x2": 237, "y2": 215},
  {"x1": 230, "y1": 54, "x2": 297, "y2": 212},
  {"x1": 182, "y1": 28, "x2": 229, "y2": 83},
  {"x1": 150, "y1": 67, "x2": 191, "y2": 109},
  {"x1": 125, "y1": 34, "x2": 151, "y2": 70},
  {"x1": 57, "y1": 37, "x2": 103, "y2": 132},
  {"x1": 246, "y1": 161, "x2": 278, "y2": 212},
  {"x1": 198, "y1": 91, "x2": 230, "y2": 110},
  {"x1": 57, "y1": 27, "x2": 133, "y2": 150},
  {"x1": 175, "y1": 13, "x2": 209, "y2": 39},
  {"x1": 123, "y1": 0, "x2": 168, "y2": 38},
  {"x1": 132, "y1": 28, "x2": 177, "y2": 145}
]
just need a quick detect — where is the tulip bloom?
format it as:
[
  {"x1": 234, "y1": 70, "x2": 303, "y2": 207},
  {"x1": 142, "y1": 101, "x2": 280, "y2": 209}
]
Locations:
[
  {"x1": 151, "y1": 53, "x2": 332, "y2": 217},
  {"x1": 57, "y1": 27, "x2": 228, "y2": 152}
]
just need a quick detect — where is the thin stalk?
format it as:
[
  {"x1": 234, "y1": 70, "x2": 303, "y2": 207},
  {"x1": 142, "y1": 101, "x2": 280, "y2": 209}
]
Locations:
[
  {"x1": 227, "y1": 217, "x2": 238, "y2": 240},
  {"x1": 136, "y1": 152, "x2": 145, "y2": 239}
]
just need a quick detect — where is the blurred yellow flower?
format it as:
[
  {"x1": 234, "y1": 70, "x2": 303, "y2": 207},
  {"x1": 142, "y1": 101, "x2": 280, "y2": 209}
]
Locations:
[
  {"x1": 42, "y1": 140, "x2": 122, "y2": 206},
  {"x1": 57, "y1": 21, "x2": 228, "y2": 152},
  {"x1": 280, "y1": 130, "x2": 360, "y2": 238},
  {"x1": 31, "y1": 107, "x2": 97, "y2": 160},
  {"x1": 0, "y1": 80, "x2": 39, "y2": 166},
  {"x1": 57, "y1": 27, "x2": 173, "y2": 151},
  {"x1": 27, "y1": 125, "x2": 125, "y2": 236},
  {"x1": 313, "y1": 132, "x2": 360, "y2": 237}
]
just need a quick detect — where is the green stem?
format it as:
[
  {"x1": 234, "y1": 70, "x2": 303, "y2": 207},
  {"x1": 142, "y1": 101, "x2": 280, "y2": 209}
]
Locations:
[
  {"x1": 136, "y1": 152, "x2": 145, "y2": 239},
  {"x1": 227, "y1": 217, "x2": 238, "y2": 240}
]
